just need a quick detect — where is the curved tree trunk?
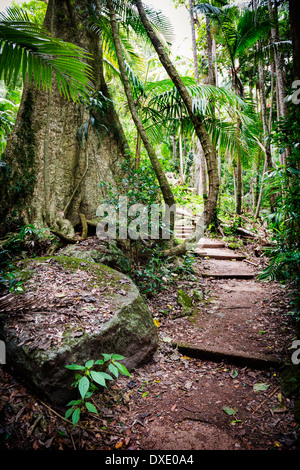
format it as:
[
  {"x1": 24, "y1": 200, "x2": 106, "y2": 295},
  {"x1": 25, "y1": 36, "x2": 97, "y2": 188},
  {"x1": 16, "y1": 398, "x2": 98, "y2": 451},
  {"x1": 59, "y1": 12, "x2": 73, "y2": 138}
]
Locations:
[
  {"x1": 0, "y1": 0, "x2": 130, "y2": 237},
  {"x1": 135, "y1": 0, "x2": 219, "y2": 228},
  {"x1": 107, "y1": 0, "x2": 175, "y2": 238}
]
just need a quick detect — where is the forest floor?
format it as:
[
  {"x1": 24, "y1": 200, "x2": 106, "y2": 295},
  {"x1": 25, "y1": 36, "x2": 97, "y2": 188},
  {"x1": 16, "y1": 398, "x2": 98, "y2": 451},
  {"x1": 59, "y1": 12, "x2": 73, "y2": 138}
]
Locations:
[{"x1": 0, "y1": 234, "x2": 299, "y2": 452}]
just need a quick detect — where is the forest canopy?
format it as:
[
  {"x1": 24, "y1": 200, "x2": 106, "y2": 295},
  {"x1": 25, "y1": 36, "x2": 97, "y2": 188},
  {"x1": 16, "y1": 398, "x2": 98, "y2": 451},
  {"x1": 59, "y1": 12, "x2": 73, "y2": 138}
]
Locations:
[{"x1": 0, "y1": 0, "x2": 299, "y2": 307}]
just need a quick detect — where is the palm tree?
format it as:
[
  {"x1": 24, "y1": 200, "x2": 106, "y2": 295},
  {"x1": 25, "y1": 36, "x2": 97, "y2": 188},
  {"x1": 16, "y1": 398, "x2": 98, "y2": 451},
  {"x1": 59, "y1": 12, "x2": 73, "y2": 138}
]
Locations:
[
  {"x1": 195, "y1": 2, "x2": 271, "y2": 214},
  {"x1": 134, "y1": 0, "x2": 220, "y2": 229},
  {"x1": 0, "y1": 7, "x2": 93, "y2": 101},
  {"x1": 106, "y1": 0, "x2": 176, "y2": 239}
]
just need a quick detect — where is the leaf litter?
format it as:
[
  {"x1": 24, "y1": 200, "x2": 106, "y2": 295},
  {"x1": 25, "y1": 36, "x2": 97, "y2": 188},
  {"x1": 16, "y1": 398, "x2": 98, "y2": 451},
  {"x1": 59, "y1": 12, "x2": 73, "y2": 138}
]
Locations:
[{"x1": 0, "y1": 237, "x2": 299, "y2": 451}]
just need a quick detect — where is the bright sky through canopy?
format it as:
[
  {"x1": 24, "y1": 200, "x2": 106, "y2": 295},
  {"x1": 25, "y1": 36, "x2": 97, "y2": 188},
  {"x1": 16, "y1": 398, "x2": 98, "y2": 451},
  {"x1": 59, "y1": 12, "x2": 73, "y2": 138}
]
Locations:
[{"x1": 0, "y1": 0, "x2": 193, "y2": 59}]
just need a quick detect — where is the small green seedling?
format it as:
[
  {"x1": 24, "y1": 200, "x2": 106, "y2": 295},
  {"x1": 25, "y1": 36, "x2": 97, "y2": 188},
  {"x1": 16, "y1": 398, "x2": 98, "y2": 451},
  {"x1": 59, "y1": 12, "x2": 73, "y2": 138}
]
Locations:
[{"x1": 65, "y1": 353, "x2": 131, "y2": 426}]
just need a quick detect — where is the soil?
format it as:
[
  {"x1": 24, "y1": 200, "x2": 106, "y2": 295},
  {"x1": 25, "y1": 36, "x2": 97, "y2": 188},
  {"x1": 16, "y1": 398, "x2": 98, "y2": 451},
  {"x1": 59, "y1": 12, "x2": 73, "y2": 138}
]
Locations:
[{"x1": 0, "y1": 235, "x2": 299, "y2": 452}]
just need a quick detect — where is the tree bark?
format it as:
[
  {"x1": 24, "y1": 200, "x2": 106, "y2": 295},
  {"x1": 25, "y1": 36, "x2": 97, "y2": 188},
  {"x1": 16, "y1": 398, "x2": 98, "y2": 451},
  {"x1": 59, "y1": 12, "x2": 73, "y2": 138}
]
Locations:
[
  {"x1": 188, "y1": 0, "x2": 200, "y2": 84},
  {"x1": 135, "y1": 0, "x2": 219, "y2": 227},
  {"x1": 205, "y1": 16, "x2": 216, "y2": 87},
  {"x1": 0, "y1": 0, "x2": 130, "y2": 237},
  {"x1": 289, "y1": 0, "x2": 300, "y2": 81},
  {"x1": 258, "y1": 55, "x2": 276, "y2": 210},
  {"x1": 188, "y1": 0, "x2": 207, "y2": 201}
]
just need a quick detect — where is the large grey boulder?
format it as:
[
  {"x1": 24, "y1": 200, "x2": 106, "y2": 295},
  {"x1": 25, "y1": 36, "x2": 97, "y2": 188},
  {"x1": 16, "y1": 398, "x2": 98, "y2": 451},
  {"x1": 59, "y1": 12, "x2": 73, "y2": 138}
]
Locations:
[{"x1": 0, "y1": 256, "x2": 157, "y2": 405}]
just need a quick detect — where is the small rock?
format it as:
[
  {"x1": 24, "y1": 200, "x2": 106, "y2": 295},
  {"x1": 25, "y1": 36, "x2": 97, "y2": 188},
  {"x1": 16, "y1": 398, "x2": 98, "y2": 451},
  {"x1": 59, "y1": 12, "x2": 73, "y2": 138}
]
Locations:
[
  {"x1": 192, "y1": 289, "x2": 204, "y2": 301},
  {"x1": 184, "y1": 381, "x2": 193, "y2": 390},
  {"x1": 177, "y1": 289, "x2": 192, "y2": 309}
]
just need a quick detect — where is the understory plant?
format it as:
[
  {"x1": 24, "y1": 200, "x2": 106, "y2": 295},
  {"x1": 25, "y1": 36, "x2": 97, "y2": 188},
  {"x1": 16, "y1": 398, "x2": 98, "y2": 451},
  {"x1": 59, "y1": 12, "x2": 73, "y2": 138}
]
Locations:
[
  {"x1": 132, "y1": 248, "x2": 195, "y2": 297},
  {"x1": 65, "y1": 354, "x2": 131, "y2": 426},
  {"x1": 259, "y1": 107, "x2": 300, "y2": 320}
]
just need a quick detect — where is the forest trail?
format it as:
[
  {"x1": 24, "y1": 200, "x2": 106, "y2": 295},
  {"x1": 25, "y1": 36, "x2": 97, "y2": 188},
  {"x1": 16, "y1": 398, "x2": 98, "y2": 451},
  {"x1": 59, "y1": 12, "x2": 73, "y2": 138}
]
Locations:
[
  {"x1": 124, "y1": 235, "x2": 298, "y2": 450},
  {"x1": 0, "y1": 235, "x2": 298, "y2": 451},
  {"x1": 168, "y1": 236, "x2": 284, "y2": 369}
]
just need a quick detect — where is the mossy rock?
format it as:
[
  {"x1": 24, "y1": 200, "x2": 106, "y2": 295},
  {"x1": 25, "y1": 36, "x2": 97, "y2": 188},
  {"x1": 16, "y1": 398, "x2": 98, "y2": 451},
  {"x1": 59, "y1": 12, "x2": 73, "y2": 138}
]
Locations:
[
  {"x1": 192, "y1": 289, "x2": 204, "y2": 302},
  {"x1": 0, "y1": 256, "x2": 157, "y2": 405},
  {"x1": 59, "y1": 241, "x2": 131, "y2": 273},
  {"x1": 177, "y1": 289, "x2": 192, "y2": 308},
  {"x1": 227, "y1": 242, "x2": 240, "y2": 250},
  {"x1": 177, "y1": 289, "x2": 193, "y2": 316}
]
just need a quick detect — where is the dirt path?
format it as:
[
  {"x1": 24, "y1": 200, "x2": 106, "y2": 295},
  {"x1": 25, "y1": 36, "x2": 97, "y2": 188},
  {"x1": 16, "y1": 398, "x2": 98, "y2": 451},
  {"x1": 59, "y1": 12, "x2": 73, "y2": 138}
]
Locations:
[
  {"x1": 117, "y1": 237, "x2": 298, "y2": 451},
  {"x1": 0, "y1": 236, "x2": 299, "y2": 451}
]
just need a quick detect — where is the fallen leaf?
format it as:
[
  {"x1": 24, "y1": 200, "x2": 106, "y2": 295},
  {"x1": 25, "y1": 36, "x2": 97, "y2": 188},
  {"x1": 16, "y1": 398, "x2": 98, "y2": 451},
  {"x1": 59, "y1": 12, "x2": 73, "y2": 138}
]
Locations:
[
  {"x1": 223, "y1": 406, "x2": 238, "y2": 416},
  {"x1": 253, "y1": 383, "x2": 270, "y2": 392},
  {"x1": 115, "y1": 440, "x2": 123, "y2": 449}
]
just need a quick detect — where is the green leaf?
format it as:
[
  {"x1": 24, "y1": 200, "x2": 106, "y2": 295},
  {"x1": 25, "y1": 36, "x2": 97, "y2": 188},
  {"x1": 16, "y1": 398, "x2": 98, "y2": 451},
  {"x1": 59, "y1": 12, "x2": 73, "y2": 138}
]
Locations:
[
  {"x1": 78, "y1": 376, "x2": 90, "y2": 399},
  {"x1": 223, "y1": 406, "x2": 238, "y2": 416},
  {"x1": 108, "y1": 363, "x2": 119, "y2": 378},
  {"x1": 94, "y1": 359, "x2": 104, "y2": 365},
  {"x1": 100, "y1": 372, "x2": 114, "y2": 381},
  {"x1": 253, "y1": 383, "x2": 270, "y2": 392},
  {"x1": 90, "y1": 370, "x2": 107, "y2": 387},
  {"x1": 114, "y1": 361, "x2": 131, "y2": 377},
  {"x1": 72, "y1": 407, "x2": 81, "y2": 426},
  {"x1": 85, "y1": 402, "x2": 98, "y2": 414},
  {"x1": 65, "y1": 364, "x2": 85, "y2": 370},
  {"x1": 112, "y1": 354, "x2": 125, "y2": 361},
  {"x1": 66, "y1": 399, "x2": 81, "y2": 406},
  {"x1": 65, "y1": 407, "x2": 74, "y2": 419},
  {"x1": 85, "y1": 360, "x2": 94, "y2": 369},
  {"x1": 102, "y1": 353, "x2": 113, "y2": 362}
]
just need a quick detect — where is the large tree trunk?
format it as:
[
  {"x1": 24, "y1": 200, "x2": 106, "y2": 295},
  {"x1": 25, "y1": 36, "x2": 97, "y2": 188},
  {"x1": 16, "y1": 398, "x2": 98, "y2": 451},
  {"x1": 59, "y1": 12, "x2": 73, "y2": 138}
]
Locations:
[
  {"x1": 289, "y1": 0, "x2": 300, "y2": 81},
  {"x1": 0, "y1": 0, "x2": 130, "y2": 237},
  {"x1": 135, "y1": 0, "x2": 219, "y2": 227}
]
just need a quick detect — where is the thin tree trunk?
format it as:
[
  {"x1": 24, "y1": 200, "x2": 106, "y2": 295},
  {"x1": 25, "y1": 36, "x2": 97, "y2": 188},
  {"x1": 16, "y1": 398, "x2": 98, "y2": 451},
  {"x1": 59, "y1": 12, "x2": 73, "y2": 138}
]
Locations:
[
  {"x1": 135, "y1": 0, "x2": 219, "y2": 227},
  {"x1": 254, "y1": 153, "x2": 268, "y2": 219},
  {"x1": 188, "y1": 0, "x2": 200, "y2": 83},
  {"x1": 179, "y1": 133, "x2": 184, "y2": 184},
  {"x1": 188, "y1": 0, "x2": 207, "y2": 200},
  {"x1": 254, "y1": 149, "x2": 261, "y2": 209},
  {"x1": 236, "y1": 148, "x2": 242, "y2": 215},
  {"x1": 258, "y1": 56, "x2": 276, "y2": 210},
  {"x1": 107, "y1": 0, "x2": 175, "y2": 233},
  {"x1": 206, "y1": 16, "x2": 216, "y2": 87}
]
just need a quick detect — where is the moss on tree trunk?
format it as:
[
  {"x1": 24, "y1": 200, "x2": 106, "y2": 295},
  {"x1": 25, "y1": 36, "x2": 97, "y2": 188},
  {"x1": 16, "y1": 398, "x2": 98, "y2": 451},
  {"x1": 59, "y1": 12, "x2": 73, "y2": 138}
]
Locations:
[{"x1": 0, "y1": 0, "x2": 130, "y2": 237}]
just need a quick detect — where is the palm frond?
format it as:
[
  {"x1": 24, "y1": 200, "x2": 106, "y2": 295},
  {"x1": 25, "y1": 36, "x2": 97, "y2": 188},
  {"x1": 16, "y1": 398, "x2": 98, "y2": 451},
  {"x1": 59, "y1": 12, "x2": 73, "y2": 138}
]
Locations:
[{"x1": 0, "y1": 7, "x2": 93, "y2": 101}]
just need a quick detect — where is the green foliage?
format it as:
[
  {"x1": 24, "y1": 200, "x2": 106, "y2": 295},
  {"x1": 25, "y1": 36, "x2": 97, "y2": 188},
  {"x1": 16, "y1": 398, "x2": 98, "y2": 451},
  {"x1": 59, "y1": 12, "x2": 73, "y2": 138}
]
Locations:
[
  {"x1": 133, "y1": 249, "x2": 195, "y2": 297},
  {"x1": 65, "y1": 354, "x2": 131, "y2": 426},
  {"x1": 171, "y1": 183, "x2": 204, "y2": 214},
  {"x1": 0, "y1": 224, "x2": 51, "y2": 292},
  {"x1": 259, "y1": 108, "x2": 300, "y2": 319},
  {"x1": 0, "y1": 6, "x2": 93, "y2": 101},
  {"x1": 0, "y1": 84, "x2": 21, "y2": 155},
  {"x1": 98, "y1": 158, "x2": 161, "y2": 241}
]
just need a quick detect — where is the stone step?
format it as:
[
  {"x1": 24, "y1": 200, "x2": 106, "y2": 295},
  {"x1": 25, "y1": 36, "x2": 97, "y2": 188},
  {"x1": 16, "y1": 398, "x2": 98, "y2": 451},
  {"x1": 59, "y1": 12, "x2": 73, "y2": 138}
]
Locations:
[
  {"x1": 195, "y1": 250, "x2": 246, "y2": 261},
  {"x1": 202, "y1": 272, "x2": 256, "y2": 279},
  {"x1": 172, "y1": 342, "x2": 280, "y2": 370},
  {"x1": 175, "y1": 227, "x2": 194, "y2": 233},
  {"x1": 200, "y1": 242, "x2": 226, "y2": 249}
]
